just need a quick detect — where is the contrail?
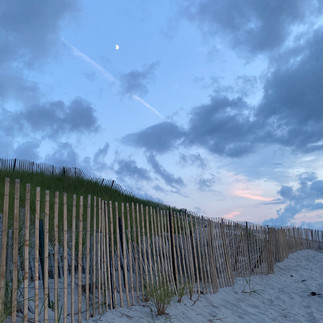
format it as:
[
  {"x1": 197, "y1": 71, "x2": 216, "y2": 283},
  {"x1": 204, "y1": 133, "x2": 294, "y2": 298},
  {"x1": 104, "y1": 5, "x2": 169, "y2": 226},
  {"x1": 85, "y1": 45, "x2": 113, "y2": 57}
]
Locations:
[
  {"x1": 62, "y1": 38, "x2": 167, "y2": 120},
  {"x1": 132, "y1": 95, "x2": 167, "y2": 120},
  {"x1": 62, "y1": 39, "x2": 119, "y2": 84}
]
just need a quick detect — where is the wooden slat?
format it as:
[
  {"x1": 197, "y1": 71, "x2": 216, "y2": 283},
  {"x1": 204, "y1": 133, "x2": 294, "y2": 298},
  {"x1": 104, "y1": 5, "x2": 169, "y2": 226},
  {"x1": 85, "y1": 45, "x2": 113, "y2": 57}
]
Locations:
[
  {"x1": 71, "y1": 194, "x2": 76, "y2": 323},
  {"x1": 34, "y1": 187, "x2": 40, "y2": 323},
  {"x1": 172, "y1": 211, "x2": 181, "y2": 290},
  {"x1": 92, "y1": 197, "x2": 97, "y2": 315},
  {"x1": 136, "y1": 204, "x2": 144, "y2": 301},
  {"x1": 132, "y1": 203, "x2": 139, "y2": 304},
  {"x1": 145, "y1": 206, "x2": 154, "y2": 287},
  {"x1": 102, "y1": 200, "x2": 108, "y2": 311},
  {"x1": 23, "y1": 184, "x2": 30, "y2": 323},
  {"x1": 141, "y1": 204, "x2": 149, "y2": 294},
  {"x1": 0, "y1": 178, "x2": 9, "y2": 316},
  {"x1": 63, "y1": 193, "x2": 68, "y2": 323},
  {"x1": 121, "y1": 203, "x2": 130, "y2": 306},
  {"x1": 109, "y1": 201, "x2": 117, "y2": 308},
  {"x1": 104, "y1": 202, "x2": 112, "y2": 310},
  {"x1": 97, "y1": 198, "x2": 102, "y2": 313},
  {"x1": 126, "y1": 203, "x2": 135, "y2": 305},
  {"x1": 115, "y1": 202, "x2": 124, "y2": 307},
  {"x1": 54, "y1": 192, "x2": 59, "y2": 323},
  {"x1": 44, "y1": 190, "x2": 49, "y2": 323},
  {"x1": 85, "y1": 195, "x2": 91, "y2": 320},
  {"x1": 11, "y1": 179, "x2": 20, "y2": 323},
  {"x1": 190, "y1": 214, "x2": 200, "y2": 295},
  {"x1": 78, "y1": 196, "x2": 83, "y2": 323}
]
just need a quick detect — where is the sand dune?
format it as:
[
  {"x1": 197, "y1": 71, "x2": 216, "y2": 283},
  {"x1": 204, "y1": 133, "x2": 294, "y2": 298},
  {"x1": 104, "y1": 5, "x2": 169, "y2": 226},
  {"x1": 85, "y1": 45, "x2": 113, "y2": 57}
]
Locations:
[{"x1": 89, "y1": 250, "x2": 323, "y2": 323}]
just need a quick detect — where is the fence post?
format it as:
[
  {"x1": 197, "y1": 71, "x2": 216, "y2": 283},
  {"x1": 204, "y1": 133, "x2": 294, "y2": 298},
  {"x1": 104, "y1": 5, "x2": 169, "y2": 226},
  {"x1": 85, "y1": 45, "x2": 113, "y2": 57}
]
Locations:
[
  {"x1": 0, "y1": 178, "x2": 10, "y2": 317},
  {"x1": 168, "y1": 208, "x2": 177, "y2": 288},
  {"x1": 245, "y1": 222, "x2": 252, "y2": 274}
]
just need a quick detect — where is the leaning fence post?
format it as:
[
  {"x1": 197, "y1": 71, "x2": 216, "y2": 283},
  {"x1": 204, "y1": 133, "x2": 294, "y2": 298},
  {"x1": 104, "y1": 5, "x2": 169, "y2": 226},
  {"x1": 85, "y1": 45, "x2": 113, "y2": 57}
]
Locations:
[
  {"x1": 168, "y1": 208, "x2": 177, "y2": 289},
  {"x1": 0, "y1": 178, "x2": 10, "y2": 317},
  {"x1": 245, "y1": 222, "x2": 252, "y2": 274}
]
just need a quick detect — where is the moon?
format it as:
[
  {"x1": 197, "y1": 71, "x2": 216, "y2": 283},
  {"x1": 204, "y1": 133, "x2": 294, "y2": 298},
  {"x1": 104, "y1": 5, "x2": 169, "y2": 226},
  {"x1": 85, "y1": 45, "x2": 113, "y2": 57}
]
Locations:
[{"x1": 115, "y1": 44, "x2": 119, "y2": 50}]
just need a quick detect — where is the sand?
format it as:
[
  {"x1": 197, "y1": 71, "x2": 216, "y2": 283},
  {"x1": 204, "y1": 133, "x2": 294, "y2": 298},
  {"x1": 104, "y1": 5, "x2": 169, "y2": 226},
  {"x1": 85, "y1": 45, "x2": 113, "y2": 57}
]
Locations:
[{"x1": 88, "y1": 250, "x2": 323, "y2": 323}]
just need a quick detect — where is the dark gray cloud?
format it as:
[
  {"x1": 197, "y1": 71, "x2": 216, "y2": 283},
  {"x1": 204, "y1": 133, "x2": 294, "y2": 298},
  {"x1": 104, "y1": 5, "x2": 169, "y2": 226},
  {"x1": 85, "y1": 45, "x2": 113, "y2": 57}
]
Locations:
[
  {"x1": 179, "y1": 153, "x2": 207, "y2": 169},
  {"x1": 122, "y1": 27, "x2": 323, "y2": 159},
  {"x1": 45, "y1": 142, "x2": 79, "y2": 167},
  {"x1": 198, "y1": 174, "x2": 217, "y2": 191},
  {"x1": 256, "y1": 29, "x2": 323, "y2": 152},
  {"x1": 264, "y1": 172, "x2": 323, "y2": 226},
  {"x1": 147, "y1": 153, "x2": 184, "y2": 189},
  {"x1": 93, "y1": 143, "x2": 110, "y2": 172},
  {"x1": 0, "y1": 0, "x2": 77, "y2": 66},
  {"x1": 14, "y1": 141, "x2": 40, "y2": 161},
  {"x1": 18, "y1": 97, "x2": 99, "y2": 137},
  {"x1": 119, "y1": 62, "x2": 158, "y2": 96},
  {"x1": 186, "y1": 96, "x2": 256, "y2": 157},
  {"x1": 182, "y1": 0, "x2": 323, "y2": 54},
  {"x1": 115, "y1": 159, "x2": 151, "y2": 182},
  {"x1": 122, "y1": 122, "x2": 185, "y2": 154}
]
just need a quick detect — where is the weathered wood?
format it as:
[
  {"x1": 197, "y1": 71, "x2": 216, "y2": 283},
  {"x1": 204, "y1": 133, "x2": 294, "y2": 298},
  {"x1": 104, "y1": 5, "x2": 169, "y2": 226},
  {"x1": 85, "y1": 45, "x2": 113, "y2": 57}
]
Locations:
[
  {"x1": 132, "y1": 203, "x2": 139, "y2": 303},
  {"x1": 92, "y1": 197, "x2": 97, "y2": 315},
  {"x1": 121, "y1": 203, "x2": 130, "y2": 306},
  {"x1": 109, "y1": 201, "x2": 117, "y2": 308},
  {"x1": 78, "y1": 196, "x2": 83, "y2": 323},
  {"x1": 71, "y1": 194, "x2": 76, "y2": 323},
  {"x1": 189, "y1": 214, "x2": 200, "y2": 294},
  {"x1": 115, "y1": 202, "x2": 124, "y2": 307},
  {"x1": 150, "y1": 207, "x2": 158, "y2": 285},
  {"x1": 23, "y1": 184, "x2": 30, "y2": 323},
  {"x1": 102, "y1": 200, "x2": 108, "y2": 311},
  {"x1": 11, "y1": 179, "x2": 20, "y2": 323},
  {"x1": 85, "y1": 195, "x2": 91, "y2": 320},
  {"x1": 34, "y1": 187, "x2": 40, "y2": 323},
  {"x1": 141, "y1": 204, "x2": 149, "y2": 293},
  {"x1": 172, "y1": 211, "x2": 181, "y2": 290},
  {"x1": 104, "y1": 201, "x2": 112, "y2": 310},
  {"x1": 44, "y1": 190, "x2": 49, "y2": 323},
  {"x1": 126, "y1": 203, "x2": 135, "y2": 305},
  {"x1": 54, "y1": 192, "x2": 59, "y2": 323},
  {"x1": 63, "y1": 193, "x2": 68, "y2": 323},
  {"x1": 0, "y1": 178, "x2": 9, "y2": 316},
  {"x1": 136, "y1": 204, "x2": 144, "y2": 301},
  {"x1": 145, "y1": 206, "x2": 154, "y2": 287},
  {"x1": 97, "y1": 198, "x2": 102, "y2": 313}
]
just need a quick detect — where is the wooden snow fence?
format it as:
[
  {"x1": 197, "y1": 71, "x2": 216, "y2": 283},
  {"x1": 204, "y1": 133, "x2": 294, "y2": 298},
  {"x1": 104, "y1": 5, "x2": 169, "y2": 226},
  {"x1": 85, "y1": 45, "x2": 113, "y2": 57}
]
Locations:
[{"x1": 0, "y1": 178, "x2": 322, "y2": 322}]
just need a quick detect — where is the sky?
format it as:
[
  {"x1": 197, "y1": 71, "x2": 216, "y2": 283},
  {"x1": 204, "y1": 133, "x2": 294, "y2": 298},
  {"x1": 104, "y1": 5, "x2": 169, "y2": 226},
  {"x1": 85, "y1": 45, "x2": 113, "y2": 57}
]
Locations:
[{"x1": 1, "y1": 0, "x2": 323, "y2": 229}]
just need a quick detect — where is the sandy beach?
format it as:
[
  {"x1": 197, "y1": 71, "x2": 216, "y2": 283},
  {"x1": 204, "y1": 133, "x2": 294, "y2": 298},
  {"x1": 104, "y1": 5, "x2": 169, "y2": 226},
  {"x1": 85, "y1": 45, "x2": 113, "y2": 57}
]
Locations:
[{"x1": 88, "y1": 250, "x2": 323, "y2": 323}]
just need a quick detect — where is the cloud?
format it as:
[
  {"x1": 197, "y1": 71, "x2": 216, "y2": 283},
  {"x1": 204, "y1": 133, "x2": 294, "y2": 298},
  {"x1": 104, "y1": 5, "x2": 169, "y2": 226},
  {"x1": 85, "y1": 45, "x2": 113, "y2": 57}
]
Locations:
[
  {"x1": 45, "y1": 142, "x2": 79, "y2": 167},
  {"x1": 115, "y1": 159, "x2": 151, "y2": 182},
  {"x1": 122, "y1": 122, "x2": 185, "y2": 154},
  {"x1": 18, "y1": 97, "x2": 99, "y2": 137},
  {"x1": 122, "y1": 27, "x2": 323, "y2": 159},
  {"x1": 147, "y1": 153, "x2": 184, "y2": 189},
  {"x1": 179, "y1": 153, "x2": 207, "y2": 169},
  {"x1": 264, "y1": 172, "x2": 323, "y2": 226},
  {"x1": 181, "y1": 0, "x2": 323, "y2": 54},
  {"x1": 0, "y1": 0, "x2": 77, "y2": 66},
  {"x1": 119, "y1": 63, "x2": 158, "y2": 96},
  {"x1": 198, "y1": 174, "x2": 217, "y2": 191},
  {"x1": 186, "y1": 96, "x2": 256, "y2": 157},
  {"x1": 93, "y1": 143, "x2": 110, "y2": 172},
  {"x1": 14, "y1": 140, "x2": 41, "y2": 161}
]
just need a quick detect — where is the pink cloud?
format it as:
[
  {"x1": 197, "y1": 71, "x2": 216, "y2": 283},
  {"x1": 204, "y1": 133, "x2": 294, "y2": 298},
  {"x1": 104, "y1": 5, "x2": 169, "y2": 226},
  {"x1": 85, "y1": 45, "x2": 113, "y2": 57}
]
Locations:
[
  {"x1": 223, "y1": 210, "x2": 241, "y2": 219},
  {"x1": 233, "y1": 190, "x2": 273, "y2": 202}
]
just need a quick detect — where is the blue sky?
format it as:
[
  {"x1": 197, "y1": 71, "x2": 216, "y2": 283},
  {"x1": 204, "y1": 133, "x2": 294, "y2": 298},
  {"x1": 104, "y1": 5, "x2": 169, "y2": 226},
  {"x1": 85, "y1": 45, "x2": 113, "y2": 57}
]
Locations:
[{"x1": 2, "y1": 0, "x2": 323, "y2": 229}]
